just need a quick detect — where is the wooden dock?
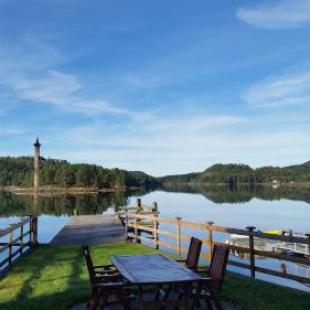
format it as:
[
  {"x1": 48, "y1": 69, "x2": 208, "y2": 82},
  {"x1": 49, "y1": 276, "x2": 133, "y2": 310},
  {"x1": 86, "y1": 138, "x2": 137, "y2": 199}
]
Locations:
[{"x1": 50, "y1": 214, "x2": 125, "y2": 246}]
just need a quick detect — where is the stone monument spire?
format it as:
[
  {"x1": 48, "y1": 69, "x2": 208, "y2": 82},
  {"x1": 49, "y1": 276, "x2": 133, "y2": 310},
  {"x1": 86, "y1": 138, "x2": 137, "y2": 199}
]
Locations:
[{"x1": 33, "y1": 138, "x2": 41, "y2": 193}]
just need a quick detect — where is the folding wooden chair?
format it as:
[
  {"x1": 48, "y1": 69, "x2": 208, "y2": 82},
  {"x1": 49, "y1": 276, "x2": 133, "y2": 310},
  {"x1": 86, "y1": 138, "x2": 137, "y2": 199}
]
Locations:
[
  {"x1": 81, "y1": 245, "x2": 131, "y2": 310},
  {"x1": 201, "y1": 244, "x2": 229, "y2": 310},
  {"x1": 177, "y1": 236, "x2": 202, "y2": 270}
]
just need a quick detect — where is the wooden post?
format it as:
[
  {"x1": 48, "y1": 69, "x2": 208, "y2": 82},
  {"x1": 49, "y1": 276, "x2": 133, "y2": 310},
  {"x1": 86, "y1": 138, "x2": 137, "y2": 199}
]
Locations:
[
  {"x1": 20, "y1": 221, "x2": 24, "y2": 256},
  {"x1": 306, "y1": 234, "x2": 310, "y2": 263},
  {"x1": 135, "y1": 199, "x2": 143, "y2": 244},
  {"x1": 31, "y1": 215, "x2": 38, "y2": 246},
  {"x1": 125, "y1": 208, "x2": 129, "y2": 241},
  {"x1": 136, "y1": 198, "x2": 142, "y2": 211},
  {"x1": 152, "y1": 201, "x2": 158, "y2": 213},
  {"x1": 246, "y1": 226, "x2": 256, "y2": 278},
  {"x1": 135, "y1": 212, "x2": 140, "y2": 244},
  {"x1": 207, "y1": 221, "x2": 214, "y2": 261},
  {"x1": 176, "y1": 217, "x2": 182, "y2": 256},
  {"x1": 153, "y1": 214, "x2": 159, "y2": 250},
  {"x1": 8, "y1": 226, "x2": 13, "y2": 267}
]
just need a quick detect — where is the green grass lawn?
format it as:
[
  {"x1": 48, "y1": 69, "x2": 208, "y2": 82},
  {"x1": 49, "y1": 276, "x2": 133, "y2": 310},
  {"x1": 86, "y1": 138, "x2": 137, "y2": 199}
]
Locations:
[{"x1": 0, "y1": 243, "x2": 309, "y2": 310}]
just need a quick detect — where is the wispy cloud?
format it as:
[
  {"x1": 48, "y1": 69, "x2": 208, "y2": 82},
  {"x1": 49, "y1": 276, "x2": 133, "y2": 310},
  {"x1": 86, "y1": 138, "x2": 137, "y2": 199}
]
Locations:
[
  {"x1": 10, "y1": 70, "x2": 132, "y2": 116},
  {"x1": 119, "y1": 73, "x2": 162, "y2": 90},
  {"x1": 53, "y1": 123, "x2": 309, "y2": 175},
  {"x1": 243, "y1": 71, "x2": 310, "y2": 107},
  {"x1": 236, "y1": 0, "x2": 310, "y2": 30},
  {"x1": 0, "y1": 125, "x2": 24, "y2": 136},
  {"x1": 0, "y1": 37, "x2": 135, "y2": 117}
]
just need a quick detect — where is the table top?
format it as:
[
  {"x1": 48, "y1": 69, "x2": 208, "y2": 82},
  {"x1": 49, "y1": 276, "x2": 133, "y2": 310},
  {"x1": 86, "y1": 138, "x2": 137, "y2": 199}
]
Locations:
[{"x1": 111, "y1": 254, "x2": 202, "y2": 285}]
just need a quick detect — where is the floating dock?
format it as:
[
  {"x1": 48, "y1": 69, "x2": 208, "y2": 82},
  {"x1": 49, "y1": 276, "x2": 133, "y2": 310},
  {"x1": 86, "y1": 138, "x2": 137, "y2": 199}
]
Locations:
[{"x1": 50, "y1": 214, "x2": 125, "y2": 246}]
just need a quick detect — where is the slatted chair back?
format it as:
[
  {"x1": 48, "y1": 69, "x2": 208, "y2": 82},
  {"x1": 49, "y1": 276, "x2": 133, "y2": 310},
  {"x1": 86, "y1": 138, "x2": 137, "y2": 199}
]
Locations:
[
  {"x1": 185, "y1": 237, "x2": 202, "y2": 270},
  {"x1": 208, "y1": 244, "x2": 229, "y2": 290},
  {"x1": 81, "y1": 245, "x2": 96, "y2": 286}
]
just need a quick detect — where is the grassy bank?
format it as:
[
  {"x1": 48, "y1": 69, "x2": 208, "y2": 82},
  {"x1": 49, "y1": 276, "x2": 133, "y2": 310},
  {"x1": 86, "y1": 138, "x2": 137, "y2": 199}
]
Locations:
[{"x1": 0, "y1": 243, "x2": 309, "y2": 309}]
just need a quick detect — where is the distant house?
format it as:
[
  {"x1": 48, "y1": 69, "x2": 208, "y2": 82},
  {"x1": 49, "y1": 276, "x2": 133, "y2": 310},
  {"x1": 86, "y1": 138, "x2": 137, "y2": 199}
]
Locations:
[{"x1": 272, "y1": 180, "x2": 280, "y2": 188}]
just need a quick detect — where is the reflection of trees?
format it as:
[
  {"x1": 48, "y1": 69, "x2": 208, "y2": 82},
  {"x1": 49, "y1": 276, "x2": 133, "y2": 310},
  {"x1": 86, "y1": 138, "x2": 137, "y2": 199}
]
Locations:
[
  {"x1": 1, "y1": 184, "x2": 309, "y2": 217},
  {"x1": 0, "y1": 192, "x2": 133, "y2": 216},
  {"x1": 159, "y1": 184, "x2": 310, "y2": 204}
]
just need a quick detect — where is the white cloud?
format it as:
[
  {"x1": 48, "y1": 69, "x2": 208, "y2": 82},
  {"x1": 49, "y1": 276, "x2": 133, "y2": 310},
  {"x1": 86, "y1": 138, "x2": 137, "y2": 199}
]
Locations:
[
  {"x1": 9, "y1": 70, "x2": 131, "y2": 116},
  {"x1": 52, "y1": 124, "x2": 310, "y2": 175},
  {"x1": 243, "y1": 71, "x2": 310, "y2": 107},
  {"x1": 0, "y1": 38, "x2": 134, "y2": 117},
  {"x1": 120, "y1": 73, "x2": 161, "y2": 90},
  {"x1": 237, "y1": 0, "x2": 310, "y2": 30},
  {"x1": 0, "y1": 126, "x2": 23, "y2": 136}
]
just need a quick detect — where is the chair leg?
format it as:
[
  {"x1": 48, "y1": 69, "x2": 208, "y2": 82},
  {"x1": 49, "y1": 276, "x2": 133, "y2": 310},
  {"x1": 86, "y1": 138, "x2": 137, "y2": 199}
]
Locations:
[
  {"x1": 208, "y1": 287, "x2": 222, "y2": 310},
  {"x1": 88, "y1": 290, "x2": 99, "y2": 310}
]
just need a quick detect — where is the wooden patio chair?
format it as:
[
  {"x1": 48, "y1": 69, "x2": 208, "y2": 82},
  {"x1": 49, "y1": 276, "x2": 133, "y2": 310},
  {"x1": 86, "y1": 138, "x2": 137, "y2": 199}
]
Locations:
[
  {"x1": 177, "y1": 236, "x2": 202, "y2": 270},
  {"x1": 200, "y1": 244, "x2": 230, "y2": 310},
  {"x1": 81, "y1": 245, "x2": 131, "y2": 310},
  {"x1": 162, "y1": 237, "x2": 202, "y2": 303}
]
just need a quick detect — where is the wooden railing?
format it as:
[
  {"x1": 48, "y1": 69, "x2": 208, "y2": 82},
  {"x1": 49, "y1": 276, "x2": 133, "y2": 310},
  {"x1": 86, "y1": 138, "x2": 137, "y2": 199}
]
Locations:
[
  {"x1": 122, "y1": 210, "x2": 310, "y2": 285},
  {"x1": 0, "y1": 215, "x2": 38, "y2": 272}
]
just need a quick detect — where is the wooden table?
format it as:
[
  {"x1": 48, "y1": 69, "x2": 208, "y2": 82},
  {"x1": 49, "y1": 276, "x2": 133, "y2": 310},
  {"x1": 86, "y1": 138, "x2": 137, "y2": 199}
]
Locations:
[{"x1": 111, "y1": 254, "x2": 203, "y2": 309}]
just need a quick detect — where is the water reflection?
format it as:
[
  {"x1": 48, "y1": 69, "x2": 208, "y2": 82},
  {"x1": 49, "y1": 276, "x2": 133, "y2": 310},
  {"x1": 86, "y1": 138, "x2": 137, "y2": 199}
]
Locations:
[
  {"x1": 0, "y1": 185, "x2": 309, "y2": 217},
  {"x1": 159, "y1": 184, "x2": 310, "y2": 204},
  {"x1": 0, "y1": 191, "x2": 132, "y2": 216}
]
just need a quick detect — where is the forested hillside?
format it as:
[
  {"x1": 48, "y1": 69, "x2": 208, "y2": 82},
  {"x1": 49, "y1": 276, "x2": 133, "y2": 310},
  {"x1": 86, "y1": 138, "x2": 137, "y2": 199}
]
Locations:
[
  {"x1": 1, "y1": 157, "x2": 309, "y2": 189},
  {"x1": 159, "y1": 161, "x2": 310, "y2": 185},
  {"x1": 0, "y1": 157, "x2": 158, "y2": 189}
]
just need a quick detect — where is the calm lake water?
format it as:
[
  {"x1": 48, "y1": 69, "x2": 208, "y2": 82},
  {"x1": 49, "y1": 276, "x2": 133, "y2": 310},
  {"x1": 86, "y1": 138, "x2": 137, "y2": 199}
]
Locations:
[{"x1": 0, "y1": 185, "x2": 309, "y2": 291}]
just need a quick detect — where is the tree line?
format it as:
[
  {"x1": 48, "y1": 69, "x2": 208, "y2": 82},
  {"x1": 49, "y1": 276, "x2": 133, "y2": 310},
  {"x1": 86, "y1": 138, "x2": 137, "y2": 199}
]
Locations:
[
  {"x1": 0, "y1": 157, "x2": 158, "y2": 189},
  {"x1": 159, "y1": 162, "x2": 310, "y2": 186},
  {"x1": 1, "y1": 157, "x2": 309, "y2": 189}
]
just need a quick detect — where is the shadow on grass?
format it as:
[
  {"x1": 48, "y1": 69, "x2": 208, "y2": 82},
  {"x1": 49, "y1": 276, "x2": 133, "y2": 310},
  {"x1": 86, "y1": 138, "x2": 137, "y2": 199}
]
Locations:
[{"x1": 0, "y1": 245, "x2": 90, "y2": 310}]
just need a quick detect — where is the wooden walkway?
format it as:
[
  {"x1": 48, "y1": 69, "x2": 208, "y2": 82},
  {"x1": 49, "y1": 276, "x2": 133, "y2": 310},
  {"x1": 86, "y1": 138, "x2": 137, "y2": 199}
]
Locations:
[{"x1": 50, "y1": 214, "x2": 125, "y2": 246}]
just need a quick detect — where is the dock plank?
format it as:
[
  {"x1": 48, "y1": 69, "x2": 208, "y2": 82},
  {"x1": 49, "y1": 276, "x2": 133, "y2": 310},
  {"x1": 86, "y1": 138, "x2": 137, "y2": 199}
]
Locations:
[{"x1": 50, "y1": 214, "x2": 125, "y2": 246}]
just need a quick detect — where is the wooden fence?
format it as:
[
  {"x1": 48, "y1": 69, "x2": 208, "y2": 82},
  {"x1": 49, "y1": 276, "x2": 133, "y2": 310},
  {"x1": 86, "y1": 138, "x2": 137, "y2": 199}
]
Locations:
[
  {"x1": 119, "y1": 203, "x2": 310, "y2": 285},
  {"x1": 0, "y1": 215, "x2": 38, "y2": 272}
]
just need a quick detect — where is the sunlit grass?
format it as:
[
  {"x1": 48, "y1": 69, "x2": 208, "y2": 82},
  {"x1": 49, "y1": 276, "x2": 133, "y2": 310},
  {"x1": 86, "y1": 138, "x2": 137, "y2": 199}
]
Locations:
[{"x1": 0, "y1": 243, "x2": 309, "y2": 309}]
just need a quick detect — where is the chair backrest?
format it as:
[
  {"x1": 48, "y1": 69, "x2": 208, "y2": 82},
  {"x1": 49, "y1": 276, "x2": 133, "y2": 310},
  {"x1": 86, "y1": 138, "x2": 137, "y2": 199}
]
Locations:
[
  {"x1": 81, "y1": 245, "x2": 96, "y2": 286},
  {"x1": 208, "y1": 245, "x2": 229, "y2": 290},
  {"x1": 185, "y1": 237, "x2": 202, "y2": 270}
]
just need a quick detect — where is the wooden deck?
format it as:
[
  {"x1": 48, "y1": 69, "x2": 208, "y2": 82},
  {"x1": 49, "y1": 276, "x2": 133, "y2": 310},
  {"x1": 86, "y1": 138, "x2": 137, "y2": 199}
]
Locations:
[{"x1": 50, "y1": 214, "x2": 125, "y2": 246}]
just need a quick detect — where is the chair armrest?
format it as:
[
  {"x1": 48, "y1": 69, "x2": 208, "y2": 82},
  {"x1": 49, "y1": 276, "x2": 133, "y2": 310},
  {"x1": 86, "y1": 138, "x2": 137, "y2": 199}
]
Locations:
[
  {"x1": 94, "y1": 274, "x2": 123, "y2": 281},
  {"x1": 93, "y1": 280, "x2": 128, "y2": 288},
  {"x1": 200, "y1": 277, "x2": 223, "y2": 286},
  {"x1": 196, "y1": 266, "x2": 209, "y2": 273},
  {"x1": 95, "y1": 270, "x2": 120, "y2": 275},
  {"x1": 94, "y1": 264, "x2": 116, "y2": 269}
]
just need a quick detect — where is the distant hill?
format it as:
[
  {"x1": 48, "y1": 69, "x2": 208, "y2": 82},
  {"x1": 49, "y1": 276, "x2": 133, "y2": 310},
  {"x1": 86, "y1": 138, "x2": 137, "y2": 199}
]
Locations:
[
  {"x1": 1, "y1": 156, "x2": 309, "y2": 190},
  {"x1": 0, "y1": 156, "x2": 158, "y2": 190},
  {"x1": 159, "y1": 161, "x2": 310, "y2": 186}
]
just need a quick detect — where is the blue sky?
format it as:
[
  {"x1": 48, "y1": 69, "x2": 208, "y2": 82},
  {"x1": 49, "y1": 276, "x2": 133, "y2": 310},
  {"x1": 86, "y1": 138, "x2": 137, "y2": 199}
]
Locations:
[{"x1": 0, "y1": 0, "x2": 309, "y2": 176}]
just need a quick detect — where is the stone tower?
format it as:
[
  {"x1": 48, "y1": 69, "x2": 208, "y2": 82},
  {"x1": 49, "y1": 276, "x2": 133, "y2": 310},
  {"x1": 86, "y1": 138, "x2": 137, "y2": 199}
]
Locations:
[{"x1": 33, "y1": 138, "x2": 41, "y2": 192}]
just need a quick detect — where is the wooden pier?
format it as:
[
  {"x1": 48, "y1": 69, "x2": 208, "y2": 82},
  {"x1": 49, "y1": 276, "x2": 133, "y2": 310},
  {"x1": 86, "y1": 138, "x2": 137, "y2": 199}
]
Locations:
[{"x1": 50, "y1": 214, "x2": 125, "y2": 246}]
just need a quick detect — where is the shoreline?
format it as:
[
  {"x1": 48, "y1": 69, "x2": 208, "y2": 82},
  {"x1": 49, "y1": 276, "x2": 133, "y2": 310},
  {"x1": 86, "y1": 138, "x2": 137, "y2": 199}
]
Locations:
[
  {"x1": 0, "y1": 185, "x2": 141, "y2": 196},
  {"x1": 1, "y1": 182, "x2": 310, "y2": 196},
  {"x1": 161, "y1": 182, "x2": 310, "y2": 187}
]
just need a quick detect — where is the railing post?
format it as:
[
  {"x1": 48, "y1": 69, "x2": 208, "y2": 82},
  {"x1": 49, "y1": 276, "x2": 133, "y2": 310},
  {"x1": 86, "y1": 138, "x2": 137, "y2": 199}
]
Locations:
[
  {"x1": 176, "y1": 217, "x2": 182, "y2": 256},
  {"x1": 207, "y1": 221, "x2": 214, "y2": 261},
  {"x1": 136, "y1": 198, "x2": 142, "y2": 211},
  {"x1": 152, "y1": 201, "x2": 158, "y2": 213},
  {"x1": 246, "y1": 226, "x2": 256, "y2": 278},
  {"x1": 20, "y1": 220, "x2": 24, "y2": 256},
  {"x1": 135, "y1": 212, "x2": 140, "y2": 244},
  {"x1": 31, "y1": 215, "x2": 38, "y2": 247},
  {"x1": 306, "y1": 234, "x2": 310, "y2": 264},
  {"x1": 153, "y1": 214, "x2": 159, "y2": 250},
  {"x1": 8, "y1": 225, "x2": 13, "y2": 267},
  {"x1": 125, "y1": 208, "x2": 129, "y2": 241}
]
